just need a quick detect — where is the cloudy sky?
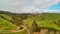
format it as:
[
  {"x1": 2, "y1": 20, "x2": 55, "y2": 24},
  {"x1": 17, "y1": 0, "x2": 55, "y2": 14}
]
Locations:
[{"x1": 0, "y1": 0, "x2": 60, "y2": 13}]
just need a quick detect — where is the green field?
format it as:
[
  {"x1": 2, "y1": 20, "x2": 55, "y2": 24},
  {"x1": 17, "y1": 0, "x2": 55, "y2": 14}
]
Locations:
[
  {"x1": 0, "y1": 14, "x2": 29, "y2": 34},
  {"x1": 25, "y1": 13, "x2": 60, "y2": 30},
  {"x1": 0, "y1": 11, "x2": 60, "y2": 34}
]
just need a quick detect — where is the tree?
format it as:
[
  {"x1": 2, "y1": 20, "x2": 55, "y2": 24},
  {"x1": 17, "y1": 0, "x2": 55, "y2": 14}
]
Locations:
[{"x1": 31, "y1": 21, "x2": 39, "y2": 32}]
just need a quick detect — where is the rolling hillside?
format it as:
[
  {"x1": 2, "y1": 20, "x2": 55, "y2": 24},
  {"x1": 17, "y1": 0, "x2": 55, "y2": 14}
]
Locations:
[
  {"x1": 24, "y1": 13, "x2": 60, "y2": 31},
  {"x1": 0, "y1": 11, "x2": 60, "y2": 34},
  {"x1": 0, "y1": 14, "x2": 28, "y2": 34}
]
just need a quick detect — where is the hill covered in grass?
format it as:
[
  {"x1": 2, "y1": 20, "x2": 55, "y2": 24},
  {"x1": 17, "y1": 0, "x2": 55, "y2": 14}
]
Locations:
[
  {"x1": 24, "y1": 13, "x2": 60, "y2": 31},
  {"x1": 0, "y1": 11, "x2": 60, "y2": 34},
  {"x1": 0, "y1": 14, "x2": 18, "y2": 30},
  {"x1": 0, "y1": 11, "x2": 29, "y2": 34}
]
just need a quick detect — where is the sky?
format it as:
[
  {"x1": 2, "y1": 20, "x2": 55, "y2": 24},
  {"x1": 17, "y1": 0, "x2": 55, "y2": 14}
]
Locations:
[
  {"x1": 0, "y1": 0, "x2": 60, "y2": 13},
  {"x1": 45, "y1": 2, "x2": 60, "y2": 13}
]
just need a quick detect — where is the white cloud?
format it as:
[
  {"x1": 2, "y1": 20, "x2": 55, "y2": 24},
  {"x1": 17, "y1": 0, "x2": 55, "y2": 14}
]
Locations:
[
  {"x1": 43, "y1": 9, "x2": 60, "y2": 13},
  {"x1": 0, "y1": 0, "x2": 30, "y2": 12},
  {"x1": 19, "y1": 6, "x2": 41, "y2": 13},
  {"x1": 0, "y1": 0, "x2": 60, "y2": 13},
  {"x1": 17, "y1": 6, "x2": 46, "y2": 13},
  {"x1": 33, "y1": 0, "x2": 60, "y2": 9}
]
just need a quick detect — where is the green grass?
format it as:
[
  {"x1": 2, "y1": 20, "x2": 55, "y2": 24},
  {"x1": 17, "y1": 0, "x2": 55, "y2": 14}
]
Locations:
[
  {"x1": 0, "y1": 16, "x2": 17, "y2": 30},
  {"x1": 0, "y1": 13, "x2": 60, "y2": 34},
  {"x1": 24, "y1": 13, "x2": 60, "y2": 31},
  {"x1": 0, "y1": 14, "x2": 29, "y2": 34},
  {"x1": 0, "y1": 14, "x2": 13, "y2": 21}
]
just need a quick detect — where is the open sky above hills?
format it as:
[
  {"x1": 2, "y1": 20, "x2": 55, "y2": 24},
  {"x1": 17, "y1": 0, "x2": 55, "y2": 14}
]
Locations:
[{"x1": 0, "y1": 0, "x2": 60, "y2": 13}]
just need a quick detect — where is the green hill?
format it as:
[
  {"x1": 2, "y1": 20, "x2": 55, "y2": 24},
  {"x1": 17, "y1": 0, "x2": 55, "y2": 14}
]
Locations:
[
  {"x1": 0, "y1": 14, "x2": 29, "y2": 34},
  {"x1": 0, "y1": 11, "x2": 60, "y2": 34},
  {"x1": 24, "y1": 13, "x2": 60, "y2": 31},
  {"x1": 0, "y1": 14, "x2": 18, "y2": 30}
]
